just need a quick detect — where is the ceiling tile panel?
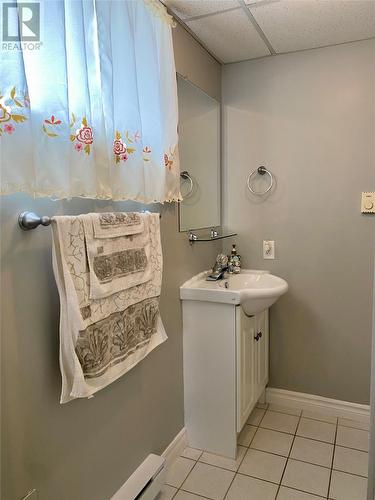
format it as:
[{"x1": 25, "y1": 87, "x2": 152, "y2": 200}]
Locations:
[
  {"x1": 249, "y1": 0, "x2": 375, "y2": 53},
  {"x1": 186, "y1": 9, "x2": 270, "y2": 62},
  {"x1": 164, "y1": 0, "x2": 240, "y2": 20}
]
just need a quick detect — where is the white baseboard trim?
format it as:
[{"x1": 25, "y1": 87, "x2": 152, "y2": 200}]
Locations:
[
  {"x1": 266, "y1": 388, "x2": 370, "y2": 421},
  {"x1": 162, "y1": 427, "x2": 187, "y2": 468}
]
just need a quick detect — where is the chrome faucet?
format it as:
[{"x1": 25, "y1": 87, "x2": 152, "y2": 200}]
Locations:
[{"x1": 206, "y1": 253, "x2": 229, "y2": 281}]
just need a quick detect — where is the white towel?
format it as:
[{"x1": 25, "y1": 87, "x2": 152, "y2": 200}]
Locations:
[
  {"x1": 92, "y1": 212, "x2": 144, "y2": 238},
  {"x1": 51, "y1": 212, "x2": 167, "y2": 404},
  {"x1": 83, "y1": 212, "x2": 153, "y2": 300}
]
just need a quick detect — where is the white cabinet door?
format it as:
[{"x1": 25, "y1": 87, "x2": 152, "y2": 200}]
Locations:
[
  {"x1": 255, "y1": 310, "x2": 269, "y2": 400},
  {"x1": 236, "y1": 307, "x2": 257, "y2": 431}
]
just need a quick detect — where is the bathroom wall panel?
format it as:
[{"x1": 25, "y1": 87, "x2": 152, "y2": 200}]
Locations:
[
  {"x1": 222, "y1": 39, "x2": 375, "y2": 404},
  {"x1": 173, "y1": 22, "x2": 221, "y2": 101},
  {"x1": 0, "y1": 21, "x2": 221, "y2": 500}
]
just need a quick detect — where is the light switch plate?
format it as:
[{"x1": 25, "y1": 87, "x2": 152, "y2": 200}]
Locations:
[{"x1": 361, "y1": 192, "x2": 375, "y2": 213}]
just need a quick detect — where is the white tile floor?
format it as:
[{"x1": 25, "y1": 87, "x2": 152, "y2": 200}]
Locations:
[{"x1": 159, "y1": 403, "x2": 370, "y2": 500}]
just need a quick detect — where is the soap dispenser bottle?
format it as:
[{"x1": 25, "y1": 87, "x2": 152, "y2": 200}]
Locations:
[{"x1": 228, "y1": 244, "x2": 241, "y2": 274}]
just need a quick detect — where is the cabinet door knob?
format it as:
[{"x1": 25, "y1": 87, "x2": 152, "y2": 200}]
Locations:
[{"x1": 254, "y1": 331, "x2": 262, "y2": 341}]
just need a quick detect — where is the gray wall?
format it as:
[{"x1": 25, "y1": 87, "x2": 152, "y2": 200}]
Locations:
[
  {"x1": 0, "y1": 23, "x2": 221, "y2": 500},
  {"x1": 223, "y1": 40, "x2": 375, "y2": 404},
  {"x1": 173, "y1": 22, "x2": 221, "y2": 101},
  {"x1": 368, "y1": 259, "x2": 375, "y2": 499}
]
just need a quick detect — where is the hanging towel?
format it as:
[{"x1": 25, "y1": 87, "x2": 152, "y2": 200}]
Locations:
[
  {"x1": 92, "y1": 212, "x2": 144, "y2": 238},
  {"x1": 83, "y1": 212, "x2": 153, "y2": 300},
  {"x1": 51, "y1": 212, "x2": 166, "y2": 404}
]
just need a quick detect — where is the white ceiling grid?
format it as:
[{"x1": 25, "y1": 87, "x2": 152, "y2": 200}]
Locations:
[{"x1": 164, "y1": 0, "x2": 375, "y2": 63}]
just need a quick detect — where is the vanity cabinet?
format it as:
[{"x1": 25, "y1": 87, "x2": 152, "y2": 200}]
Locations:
[{"x1": 182, "y1": 300, "x2": 269, "y2": 459}]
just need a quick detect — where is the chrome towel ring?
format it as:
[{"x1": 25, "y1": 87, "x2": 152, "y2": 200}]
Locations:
[
  {"x1": 180, "y1": 170, "x2": 194, "y2": 198},
  {"x1": 247, "y1": 166, "x2": 274, "y2": 195}
]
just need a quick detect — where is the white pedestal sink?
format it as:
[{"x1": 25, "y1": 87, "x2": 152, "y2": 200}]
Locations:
[
  {"x1": 180, "y1": 269, "x2": 288, "y2": 315},
  {"x1": 180, "y1": 269, "x2": 288, "y2": 458}
]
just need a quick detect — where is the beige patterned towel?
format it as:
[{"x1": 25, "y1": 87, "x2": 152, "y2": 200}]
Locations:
[
  {"x1": 51, "y1": 212, "x2": 166, "y2": 404},
  {"x1": 92, "y1": 212, "x2": 144, "y2": 238},
  {"x1": 83, "y1": 212, "x2": 153, "y2": 300}
]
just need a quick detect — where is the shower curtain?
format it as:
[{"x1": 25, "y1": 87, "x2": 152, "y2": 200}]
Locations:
[{"x1": 0, "y1": 0, "x2": 181, "y2": 203}]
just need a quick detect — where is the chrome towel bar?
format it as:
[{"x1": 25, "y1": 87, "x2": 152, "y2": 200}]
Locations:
[
  {"x1": 18, "y1": 212, "x2": 52, "y2": 230},
  {"x1": 18, "y1": 211, "x2": 161, "y2": 230}
]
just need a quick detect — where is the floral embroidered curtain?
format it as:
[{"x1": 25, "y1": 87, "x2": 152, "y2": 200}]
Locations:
[{"x1": 0, "y1": 0, "x2": 181, "y2": 203}]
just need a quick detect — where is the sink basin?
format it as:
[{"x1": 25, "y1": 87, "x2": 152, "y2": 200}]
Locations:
[{"x1": 180, "y1": 269, "x2": 288, "y2": 315}]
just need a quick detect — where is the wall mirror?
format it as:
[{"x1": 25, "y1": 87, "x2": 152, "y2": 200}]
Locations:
[{"x1": 177, "y1": 75, "x2": 221, "y2": 232}]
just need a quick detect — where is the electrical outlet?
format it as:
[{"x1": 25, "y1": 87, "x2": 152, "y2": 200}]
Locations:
[{"x1": 263, "y1": 240, "x2": 275, "y2": 259}]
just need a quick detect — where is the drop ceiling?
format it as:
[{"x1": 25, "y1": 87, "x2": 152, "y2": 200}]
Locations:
[{"x1": 163, "y1": 0, "x2": 375, "y2": 63}]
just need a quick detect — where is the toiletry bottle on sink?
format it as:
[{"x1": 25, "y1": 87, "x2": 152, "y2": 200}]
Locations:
[{"x1": 228, "y1": 244, "x2": 241, "y2": 274}]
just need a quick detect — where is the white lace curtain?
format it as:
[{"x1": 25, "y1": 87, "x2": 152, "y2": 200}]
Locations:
[{"x1": 0, "y1": 0, "x2": 181, "y2": 203}]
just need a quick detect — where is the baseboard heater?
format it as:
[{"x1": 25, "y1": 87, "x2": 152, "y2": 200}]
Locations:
[{"x1": 111, "y1": 454, "x2": 166, "y2": 500}]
